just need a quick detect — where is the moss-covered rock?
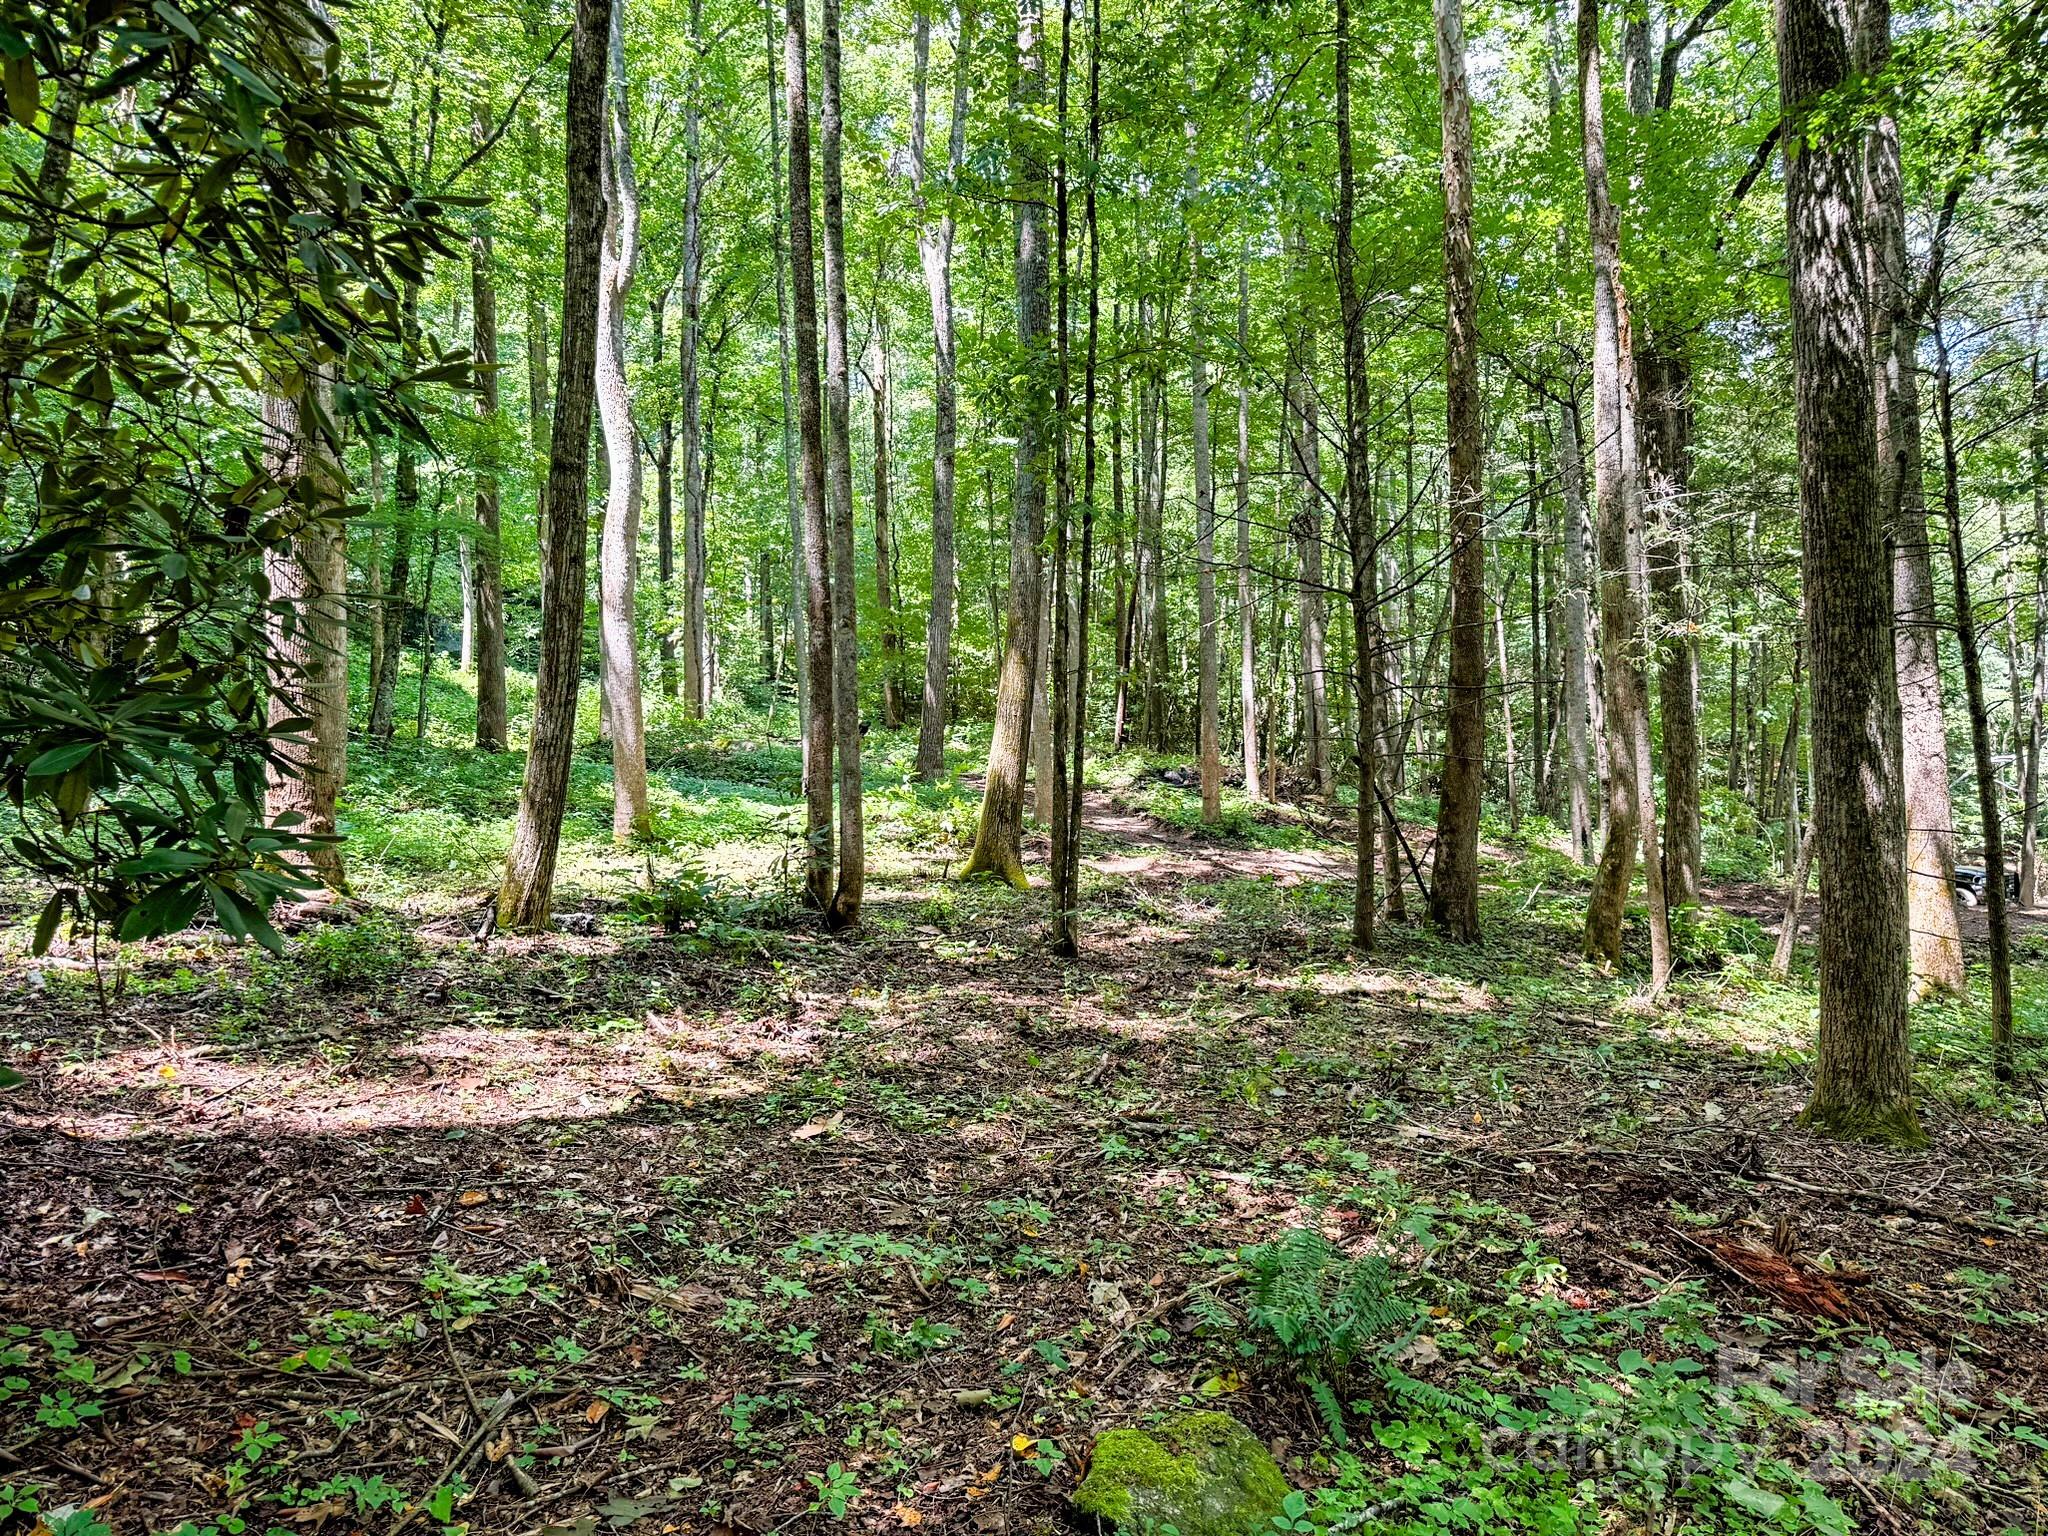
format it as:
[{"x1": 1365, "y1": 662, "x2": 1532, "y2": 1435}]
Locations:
[{"x1": 1069, "y1": 1411, "x2": 1289, "y2": 1536}]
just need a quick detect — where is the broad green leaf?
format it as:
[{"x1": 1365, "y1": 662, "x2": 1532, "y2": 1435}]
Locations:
[
  {"x1": 23, "y1": 740, "x2": 98, "y2": 777},
  {"x1": 31, "y1": 890, "x2": 67, "y2": 956}
]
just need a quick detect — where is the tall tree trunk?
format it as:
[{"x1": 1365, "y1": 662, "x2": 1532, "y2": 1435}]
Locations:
[
  {"x1": 1641, "y1": 345, "x2": 1701, "y2": 906},
  {"x1": 1143, "y1": 372, "x2": 1170, "y2": 750},
  {"x1": 1625, "y1": 7, "x2": 1706, "y2": 913},
  {"x1": 472, "y1": 193, "x2": 510, "y2": 752},
  {"x1": 1053, "y1": 0, "x2": 1100, "y2": 956},
  {"x1": 1130, "y1": 327, "x2": 1146, "y2": 749},
  {"x1": 913, "y1": 3, "x2": 974, "y2": 779},
  {"x1": 1934, "y1": 312, "x2": 2016, "y2": 1080},
  {"x1": 1542, "y1": 25, "x2": 1596, "y2": 859},
  {"x1": 759, "y1": 544, "x2": 777, "y2": 677},
  {"x1": 2021, "y1": 354, "x2": 2048, "y2": 905},
  {"x1": 1999, "y1": 513, "x2": 2025, "y2": 769},
  {"x1": 1134, "y1": 358, "x2": 1156, "y2": 747},
  {"x1": 526, "y1": 296, "x2": 552, "y2": 453},
  {"x1": 499, "y1": 0, "x2": 611, "y2": 930},
  {"x1": 654, "y1": 294, "x2": 679, "y2": 699},
  {"x1": 523, "y1": 69, "x2": 554, "y2": 467},
  {"x1": 1493, "y1": 588, "x2": 1519, "y2": 831},
  {"x1": 783, "y1": 0, "x2": 835, "y2": 910},
  {"x1": 960, "y1": 0, "x2": 1050, "y2": 888},
  {"x1": 1286, "y1": 259, "x2": 1333, "y2": 795},
  {"x1": 870, "y1": 326, "x2": 905, "y2": 728},
  {"x1": 1429, "y1": 0, "x2": 1485, "y2": 942},
  {"x1": 1558, "y1": 388, "x2": 1596, "y2": 860},
  {"x1": 679, "y1": 33, "x2": 709, "y2": 717},
  {"x1": 250, "y1": 0, "x2": 346, "y2": 887},
  {"x1": 412, "y1": 519, "x2": 442, "y2": 741},
  {"x1": 1858, "y1": 0, "x2": 1964, "y2": 996},
  {"x1": 1379, "y1": 497, "x2": 1408, "y2": 921},
  {"x1": 699, "y1": 371, "x2": 722, "y2": 699},
  {"x1": 368, "y1": 329, "x2": 418, "y2": 749},
  {"x1": 458, "y1": 533, "x2": 476, "y2": 674},
  {"x1": 262, "y1": 386, "x2": 350, "y2": 891},
  {"x1": 1779, "y1": 0, "x2": 1921, "y2": 1144},
  {"x1": 1776, "y1": 639, "x2": 1805, "y2": 866},
  {"x1": 820, "y1": 0, "x2": 865, "y2": 926},
  {"x1": 1526, "y1": 392, "x2": 1548, "y2": 818},
  {"x1": 1336, "y1": 0, "x2": 1378, "y2": 947},
  {"x1": 668, "y1": 38, "x2": 703, "y2": 711},
  {"x1": 765, "y1": 0, "x2": 806, "y2": 739},
  {"x1": 365, "y1": 447, "x2": 387, "y2": 717},
  {"x1": 596, "y1": 0, "x2": 647, "y2": 843},
  {"x1": 1047, "y1": 0, "x2": 1077, "y2": 947},
  {"x1": 1111, "y1": 334, "x2": 1133, "y2": 750},
  {"x1": 1033, "y1": 579, "x2": 1055, "y2": 824},
  {"x1": 1772, "y1": 825, "x2": 1817, "y2": 979},
  {"x1": 1745, "y1": 512, "x2": 1766, "y2": 802},
  {"x1": 1235, "y1": 255, "x2": 1261, "y2": 800},
  {"x1": 1997, "y1": 496, "x2": 2029, "y2": 864},
  {"x1": 1577, "y1": 0, "x2": 1669, "y2": 986},
  {"x1": 1189, "y1": 119, "x2": 1221, "y2": 825}
]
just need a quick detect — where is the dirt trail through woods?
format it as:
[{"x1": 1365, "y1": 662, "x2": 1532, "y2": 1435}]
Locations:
[
  {"x1": 1077, "y1": 788, "x2": 1353, "y2": 886},
  {"x1": 968, "y1": 774, "x2": 1358, "y2": 887}
]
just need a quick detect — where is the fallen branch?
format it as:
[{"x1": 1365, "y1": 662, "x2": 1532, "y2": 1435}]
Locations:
[
  {"x1": 1095, "y1": 1271, "x2": 1242, "y2": 1389},
  {"x1": 1755, "y1": 1172, "x2": 2028, "y2": 1237},
  {"x1": 390, "y1": 1386, "x2": 536, "y2": 1534},
  {"x1": 1667, "y1": 1226, "x2": 1871, "y2": 1324}
]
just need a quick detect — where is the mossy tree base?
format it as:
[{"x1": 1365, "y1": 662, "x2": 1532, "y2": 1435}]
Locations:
[
  {"x1": 957, "y1": 843, "x2": 1031, "y2": 889},
  {"x1": 1070, "y1": 1412, "x2": 1288, "y2": 1536},
  {"x1": 1799, "y1": 1097, "x2": 1929, "y2": 1149}
]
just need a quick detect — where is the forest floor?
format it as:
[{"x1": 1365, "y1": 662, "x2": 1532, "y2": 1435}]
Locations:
[{"x1": 2, "y1": 707, "x2": 2046, "y2": 1536}]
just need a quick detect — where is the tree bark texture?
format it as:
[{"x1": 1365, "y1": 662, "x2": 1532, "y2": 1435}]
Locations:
[
  {"x1": 1640, "y1": 344, "x2": 1700, "y2": 906},
  {"x1": 820, "y1": 0, "x2": 865, "y2": 926},
  {"x1": 1558, "y1": 389, "x2": 1596, "y2": 861},
  {"x1": 1235, "y1": 257, "x2": 1261, "y2": 800},
  {"x1": 595, "y1": 0, "x2": 648, "y2": 844},
  {"x1": 785, "y1": 0, "x2": 837, "y2": 911},
  {"x1": 1337, "y1": 0, "x2": 1379, "y2": 948},
  {"x1": 871, "y1": 330, "x2": 905, "y2": 729},
  {"x1": 471, "y1": 203, "x2": 509, "y2": 752},
  {"x1": 1189, "y1": 122, "x2": 1222, "y2": 825},
  {"x1": 1858, "y1": 0, "x2": 1965, "y2": 995},
  {"x1": 1934, "y1": 316, "x2": 2015, "y2": 1079},
  {"x1": 499, "y1": 0, "x2": 611, "y2": 931},
  {"x1": 679, "y1": 15, "x2": 710, "y2": 715},
  {"x1": 961, "y1": 0, "x2": 1050, "y2": 888},
  {"x1": 262, "y1": 384, "x2": 350, "y2": 891},
  {"x1": 1429, "y1": 0, "x2": 1485, "y2": 942},
  {"x1": 1778, "y1": 0, "x2": 1921, "y2": 1143},
  {"x1": 913, "y1": 4, "x2": 973, "y2": 779},
  {"x1": 1285, "y1": 261, "x2": 1332, "y2": 795},
  {"x1": 1578, "y1": 0, "x2": 1670, "y2": 986}
]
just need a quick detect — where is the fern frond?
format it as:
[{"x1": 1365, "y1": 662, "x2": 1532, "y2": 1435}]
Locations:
[
  {"x1": 1308, "y1": 1376, "x2": 1350, "y2": 1446},
  {"x1": 1241, "y1": 1226, "x2": 1415, "y2": 1369},
  {"x1": 1381, "y1": 1365, "x2": 1492, "y2": 1423}
]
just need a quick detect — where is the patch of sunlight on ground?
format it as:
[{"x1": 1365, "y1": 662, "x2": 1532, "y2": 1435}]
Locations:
[{"x1": 34, "y1": 1010, "x2": 817, "y2": 1140}]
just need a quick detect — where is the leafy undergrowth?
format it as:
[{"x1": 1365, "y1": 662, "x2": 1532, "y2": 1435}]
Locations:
[{"x1": 1, "y1": 725, "x2": 2045, "y2": 1536}]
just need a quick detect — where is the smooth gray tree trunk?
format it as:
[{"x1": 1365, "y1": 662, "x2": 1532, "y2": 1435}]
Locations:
[
  {"x1": 595, "y1": 0, "x2": 648, "y2": 842},
  {"x1": 912, "y1": 4, "x2": 974, "y2": 780}
]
